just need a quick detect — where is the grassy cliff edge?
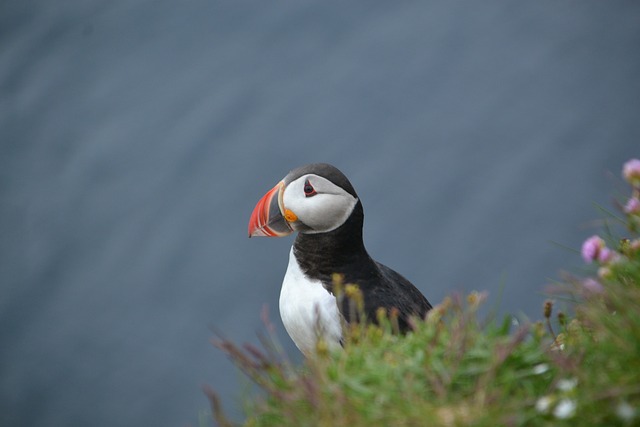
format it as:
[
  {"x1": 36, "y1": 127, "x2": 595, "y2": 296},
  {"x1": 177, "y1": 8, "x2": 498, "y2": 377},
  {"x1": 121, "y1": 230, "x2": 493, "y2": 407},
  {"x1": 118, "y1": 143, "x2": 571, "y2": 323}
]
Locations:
[{"x1": 208, "y1": 159, "x2": 640, "y2": 427}]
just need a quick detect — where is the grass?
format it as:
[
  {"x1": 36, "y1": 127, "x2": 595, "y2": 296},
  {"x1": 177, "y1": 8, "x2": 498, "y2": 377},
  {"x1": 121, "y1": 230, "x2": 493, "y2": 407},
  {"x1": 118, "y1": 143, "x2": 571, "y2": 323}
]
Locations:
[{"x1": 206, "y1": 162, "x2": 640, "y2": 427}]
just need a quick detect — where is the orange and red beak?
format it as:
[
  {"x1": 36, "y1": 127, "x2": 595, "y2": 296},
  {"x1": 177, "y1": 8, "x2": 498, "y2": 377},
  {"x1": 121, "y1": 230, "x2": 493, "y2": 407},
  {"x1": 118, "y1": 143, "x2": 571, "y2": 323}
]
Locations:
[{"x1": 248, "y1": 181, "x2": 294, "y2": 237}]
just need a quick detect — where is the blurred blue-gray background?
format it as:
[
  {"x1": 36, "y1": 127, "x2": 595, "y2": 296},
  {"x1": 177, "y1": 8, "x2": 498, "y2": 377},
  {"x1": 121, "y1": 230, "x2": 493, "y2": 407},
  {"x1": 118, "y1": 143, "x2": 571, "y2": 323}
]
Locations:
[{"x1": 1, "y1": 1, "x2": 639, "y2": 425}]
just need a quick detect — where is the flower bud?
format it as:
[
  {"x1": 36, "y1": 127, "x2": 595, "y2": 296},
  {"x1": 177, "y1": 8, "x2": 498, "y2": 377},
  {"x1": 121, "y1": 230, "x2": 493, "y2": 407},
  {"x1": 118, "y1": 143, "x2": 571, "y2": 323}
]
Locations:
[{"x1": 544, "y1": 300, "x2": 553, "y2": 319}]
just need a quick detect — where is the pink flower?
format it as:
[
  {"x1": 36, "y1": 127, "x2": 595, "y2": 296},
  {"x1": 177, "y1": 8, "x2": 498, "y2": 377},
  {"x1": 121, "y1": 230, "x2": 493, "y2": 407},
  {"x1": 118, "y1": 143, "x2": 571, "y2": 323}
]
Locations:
[
  {"x1": 597, "y1": 247, "x2": 618, "y2": 264},
  {"x1": 624, "y1": 197, "x2": 640, "y2": 214},
  {"x1": 582, "y1": 278, "x2": 604, "y2": 294},
  {"x1": 623, "y1": 158, "x2": 640, "y2": 186},
  {"x1": 581, "y1": 235, "x2": 605, "y2": 263}
]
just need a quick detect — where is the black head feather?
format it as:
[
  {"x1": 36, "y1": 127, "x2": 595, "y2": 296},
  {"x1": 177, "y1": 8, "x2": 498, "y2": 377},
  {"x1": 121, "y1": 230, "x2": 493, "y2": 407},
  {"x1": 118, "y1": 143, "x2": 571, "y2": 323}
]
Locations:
[{"x1": 284, "y1": 163, "x2": 358, "y2": 199}]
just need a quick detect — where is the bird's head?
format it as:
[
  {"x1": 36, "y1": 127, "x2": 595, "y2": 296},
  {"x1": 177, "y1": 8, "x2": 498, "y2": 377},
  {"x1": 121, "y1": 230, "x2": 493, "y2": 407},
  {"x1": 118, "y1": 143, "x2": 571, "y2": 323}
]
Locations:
[{"x1": 248, "y1": 163, "x2": 359, "y2": 237}]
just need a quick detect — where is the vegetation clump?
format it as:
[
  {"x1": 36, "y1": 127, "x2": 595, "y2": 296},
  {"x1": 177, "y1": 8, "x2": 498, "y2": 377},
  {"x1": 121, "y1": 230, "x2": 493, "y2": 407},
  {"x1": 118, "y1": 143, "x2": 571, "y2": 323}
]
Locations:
[{"x1": 207, "y1": 159, "x2": 640, "y2": 427}]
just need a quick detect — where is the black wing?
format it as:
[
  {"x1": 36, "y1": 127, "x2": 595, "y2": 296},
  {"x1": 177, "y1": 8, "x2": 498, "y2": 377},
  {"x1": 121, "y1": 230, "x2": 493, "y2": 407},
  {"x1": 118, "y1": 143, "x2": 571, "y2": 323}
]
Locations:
[{"x1": 329, "y1": 260, "x2": 432, "y2": 332}]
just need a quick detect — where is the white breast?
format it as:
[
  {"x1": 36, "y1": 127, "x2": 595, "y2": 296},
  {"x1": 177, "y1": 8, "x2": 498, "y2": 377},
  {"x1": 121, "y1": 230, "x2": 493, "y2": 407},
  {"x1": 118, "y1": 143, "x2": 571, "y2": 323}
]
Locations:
[{"x1": 279, "y1": 247, "x2": 343, "y2": 356}]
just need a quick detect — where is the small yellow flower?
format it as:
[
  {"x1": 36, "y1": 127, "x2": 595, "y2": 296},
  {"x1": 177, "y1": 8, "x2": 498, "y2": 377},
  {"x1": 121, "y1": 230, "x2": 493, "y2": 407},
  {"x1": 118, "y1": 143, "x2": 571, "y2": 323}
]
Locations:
[{"x1": 598, "y1": 266, "x2": 612, "y2": 280}]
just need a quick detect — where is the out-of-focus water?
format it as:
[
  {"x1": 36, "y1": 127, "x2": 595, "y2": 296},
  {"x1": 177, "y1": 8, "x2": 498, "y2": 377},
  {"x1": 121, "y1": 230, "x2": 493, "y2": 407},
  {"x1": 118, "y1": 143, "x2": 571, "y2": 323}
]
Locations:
[{"x1": 1, "y1": 1, "x2": 639, "y2": 425}]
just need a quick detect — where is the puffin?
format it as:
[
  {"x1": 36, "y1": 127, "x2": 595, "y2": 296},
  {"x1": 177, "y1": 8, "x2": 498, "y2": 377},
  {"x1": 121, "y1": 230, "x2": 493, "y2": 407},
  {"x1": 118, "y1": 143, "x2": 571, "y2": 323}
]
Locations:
[{"x1": 248, "y1": 163, "x2": 432, "y2": 355}]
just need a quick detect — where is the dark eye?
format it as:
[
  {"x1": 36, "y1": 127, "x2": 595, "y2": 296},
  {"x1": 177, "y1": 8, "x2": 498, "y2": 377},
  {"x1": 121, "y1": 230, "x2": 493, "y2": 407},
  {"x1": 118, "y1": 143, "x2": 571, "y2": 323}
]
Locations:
[{"x1": 303, "y1": 179, "x2": 317, "y2": 197}]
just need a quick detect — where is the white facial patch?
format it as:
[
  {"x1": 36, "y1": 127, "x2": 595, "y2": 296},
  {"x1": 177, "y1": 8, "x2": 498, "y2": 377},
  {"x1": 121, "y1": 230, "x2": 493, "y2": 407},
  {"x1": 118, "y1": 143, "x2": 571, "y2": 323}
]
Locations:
[{"x1": 283, "y1": 174, "x2": 358, "y2": 233}]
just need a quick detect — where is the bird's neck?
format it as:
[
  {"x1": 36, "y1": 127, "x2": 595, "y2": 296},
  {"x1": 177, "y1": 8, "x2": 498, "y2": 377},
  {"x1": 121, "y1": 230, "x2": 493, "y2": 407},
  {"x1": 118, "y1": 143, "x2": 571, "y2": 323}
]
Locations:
[{"x1": 293, "y1": 201, "x2": 373, "y2": 284}]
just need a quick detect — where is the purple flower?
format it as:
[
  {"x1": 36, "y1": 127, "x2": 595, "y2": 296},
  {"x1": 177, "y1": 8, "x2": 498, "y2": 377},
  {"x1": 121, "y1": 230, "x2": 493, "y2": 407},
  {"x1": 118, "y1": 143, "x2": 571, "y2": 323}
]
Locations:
[
  {"x1": 624, "y1": 197, "x2": 640, "y2": 214},
  {"x1": 581, "y1": 235, "x2": 605, "y2": 263},
  {"x1": 623, "y1": 158, "x2": 640, "y2": 185}
]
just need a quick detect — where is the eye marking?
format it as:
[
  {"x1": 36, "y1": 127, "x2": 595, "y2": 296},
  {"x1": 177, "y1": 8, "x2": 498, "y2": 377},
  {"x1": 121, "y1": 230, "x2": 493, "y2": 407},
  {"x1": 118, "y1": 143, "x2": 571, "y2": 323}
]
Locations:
[{"x1": 303, "y1": 179, "x2": 317, "y2": 197}]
